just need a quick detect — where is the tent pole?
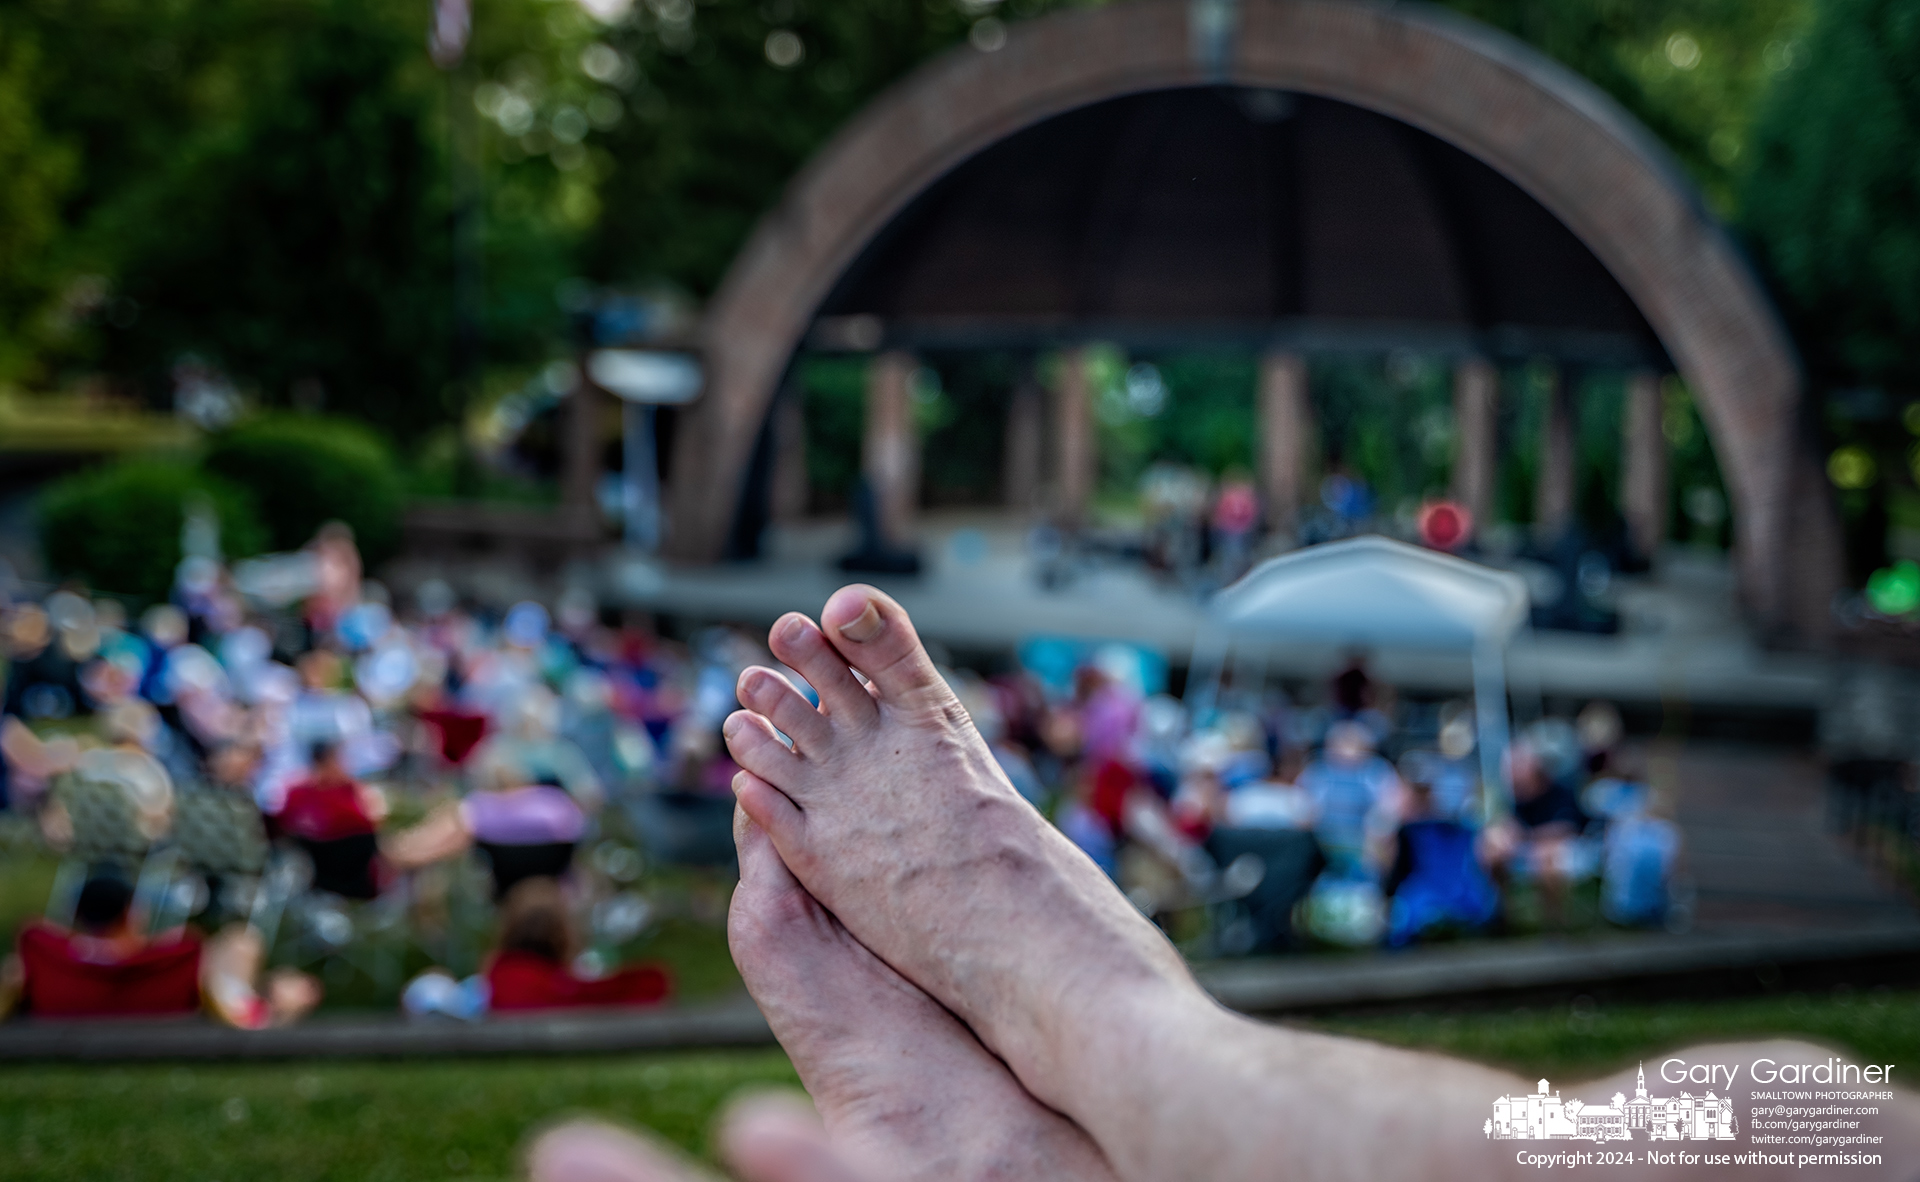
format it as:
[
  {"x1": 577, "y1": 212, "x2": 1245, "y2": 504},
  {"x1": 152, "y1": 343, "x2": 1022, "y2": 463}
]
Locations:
[
  {"x1": 1185, "y1": 623, "x2": 1229, "y2": 723},
  {"x1": 1472, "y1": 638, "x2": 1513, "y2": 819}
]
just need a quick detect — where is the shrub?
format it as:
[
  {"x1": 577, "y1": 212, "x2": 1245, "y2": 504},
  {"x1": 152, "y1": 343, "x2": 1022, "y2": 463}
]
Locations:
[
  {"x1": 37, "y1": 460, "x2": 265, "y2": 602},
  {"x1": 204, "y1": 415, "x2": 404, "y2": 564}
]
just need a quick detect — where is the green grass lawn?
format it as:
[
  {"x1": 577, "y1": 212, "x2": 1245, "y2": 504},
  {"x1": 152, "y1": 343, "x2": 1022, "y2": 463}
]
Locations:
[
  {"x1": 1311, "y1": 988, "x2": 1920, "y2": 1081},
  {"x1": 4, "y1": 988, "x2": 1919, "y2": 1182},
  {"x1": 0, "y1": 1050, "x2": 799, "y2": 1182}
]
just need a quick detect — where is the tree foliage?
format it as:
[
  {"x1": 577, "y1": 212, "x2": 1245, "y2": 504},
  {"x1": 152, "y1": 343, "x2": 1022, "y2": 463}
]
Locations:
[
  {"x1": 1448, "y1": 0, "x2": 1811, "y2": 212},
  {"x1": 0, "y1": 16, "x2": 75, "y2": 380},
  {"x1": 572, "y1": 0, "x2": 1085, "y2": 296},
  {"x1": 1740, "y1": 0, "x2": 1920, "y2": 394},
  {"x1": 3, "y1": 0, "x2": 591, "y2": 438}
]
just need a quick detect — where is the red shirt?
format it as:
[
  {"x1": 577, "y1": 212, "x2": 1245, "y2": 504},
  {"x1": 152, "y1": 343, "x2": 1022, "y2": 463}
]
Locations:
[
  {"x1": 417, "y1": 708, "x2": 489, "y2": 765},
  {"x1": 1088, "y1": 759, "x2": 1137, "y2": 838},
  {"x1": 16, "y1": 922, "x2": 202, "y2": 1018},
  {"x1": 276, "y1": 776, "x2": 377, "y2": 842},
  {"x1": 485, "y1": 951, "x2": 671, "y2": 1012}
]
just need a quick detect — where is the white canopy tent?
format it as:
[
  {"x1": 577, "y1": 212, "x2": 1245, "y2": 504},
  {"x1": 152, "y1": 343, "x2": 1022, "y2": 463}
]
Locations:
[{"x1": 1188, "y1": 535, "x2": 1530, "y2": 812}]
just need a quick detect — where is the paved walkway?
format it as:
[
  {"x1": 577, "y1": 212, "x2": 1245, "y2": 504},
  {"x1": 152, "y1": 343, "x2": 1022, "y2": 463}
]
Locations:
[{"x1": 1667, "y1": 743, "x2": 1915, "y2": 932}]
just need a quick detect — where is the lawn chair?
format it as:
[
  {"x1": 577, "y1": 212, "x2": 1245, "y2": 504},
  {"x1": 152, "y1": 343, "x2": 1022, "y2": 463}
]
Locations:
[
  {"x1": 44, "y1": 771, "x2": 156, "y2": 928},
  {"x1": 279, "y1": 838, "x2": 413, "y2": 995},
  {"x1": 170, "y1": 784, "x2": 271, "y2": 928},
  {"x1": 1203, "y1": 828, "x2": 1323, "y2": 954}
]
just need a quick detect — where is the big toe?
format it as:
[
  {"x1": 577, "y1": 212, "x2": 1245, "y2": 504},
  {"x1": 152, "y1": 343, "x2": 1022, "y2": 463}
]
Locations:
[{"x1": 819, "y1": 586, "x2": 949, "y2": 709}]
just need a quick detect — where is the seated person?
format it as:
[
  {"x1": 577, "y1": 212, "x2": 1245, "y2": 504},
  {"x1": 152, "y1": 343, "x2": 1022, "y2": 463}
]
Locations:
[
  {"x1": 273, "y1": 740, "x2": 387, "y2": 899},
  {"x1": 384, "y1": 768, "x2": 586, "y2": 899},
  {"x1": 1219, "y1": 747, "x2": 1316, "y2": 832},
  {"x1": 2, "y1": 874, "x2": 319, "y2": 1027},
  {"x1": 1485, "y1": 739, "x2": 1597, "y2": 923},
  {"x1": 1296, "y1": 721, "x2": 1403, "y2": 875},
  {"x1": 1064, "y1": 757, "x2": 1205, "y2": 910},
  {"x1": 1586, "y1": 772, "x2": 1684, "y2": 927},
  {"x1": 19, "y1": 701, "x2": 176, "y2": 850},
  {"x1": 1201, "y1": 750, "x2": 1323, "y2": 954},
  {"x1": 484, "y1": 877, "x2": 670, "y2": 1012},
  {"x1": 1397, "y1": 706, "x2": 1481, "y2": 824}
]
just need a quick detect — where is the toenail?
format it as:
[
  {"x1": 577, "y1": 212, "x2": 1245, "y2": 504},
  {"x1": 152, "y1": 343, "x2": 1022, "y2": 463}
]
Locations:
[
  {"x1": 838, "y1": 600, "x2": 885, "y2": 643},
  {"x1": 777, "y1": 615, "x2": 809, "y2": 643}
]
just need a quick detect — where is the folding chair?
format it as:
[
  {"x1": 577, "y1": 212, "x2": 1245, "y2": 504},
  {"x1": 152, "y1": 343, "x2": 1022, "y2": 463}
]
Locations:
[{"x1": 45, "y1": 772, "x2": 154, "y2": 927}]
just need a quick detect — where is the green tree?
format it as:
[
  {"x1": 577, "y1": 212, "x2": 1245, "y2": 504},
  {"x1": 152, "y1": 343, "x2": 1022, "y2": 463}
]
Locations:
[
  {"x1": 90, "y1": 0, "x2": 458, "y2": 438},
  {"x1": 580, "y1": 0, "x2": 1088, "y2": 296},
  {"x1": 1740, "y1": 0, "x2": 1920, "y2": 394},
  {"x1": 1445, "y1": 0, "x2": 1810, "y2": 213},
  {"x1": 7, "y1": 0, "x2": 591, "y2": 439},
  {"x1": 1738, "y1": 0, "x2": 1920, "y2": 584},
  {"x1": 0, "y1": 18, "x2": 75, "y2": 380}
]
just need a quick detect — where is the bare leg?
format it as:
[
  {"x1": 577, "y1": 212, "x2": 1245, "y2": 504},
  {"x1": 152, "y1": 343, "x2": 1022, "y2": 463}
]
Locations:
[
  {"x1": 729, "y1": 809, "x2": 1113, "y2": 1182},
  {"x1": 724, "y1": 586, "x2": 1920, "y2": 1182},
  {"x1": 201, "y1": 923, "x2": 322, "y2": 1028}
]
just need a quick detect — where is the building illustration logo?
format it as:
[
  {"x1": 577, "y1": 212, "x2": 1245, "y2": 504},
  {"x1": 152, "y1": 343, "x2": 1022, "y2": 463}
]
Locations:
[{"x1": 1486, "y1": 1064, "x2": 1737, "y2": 1142}]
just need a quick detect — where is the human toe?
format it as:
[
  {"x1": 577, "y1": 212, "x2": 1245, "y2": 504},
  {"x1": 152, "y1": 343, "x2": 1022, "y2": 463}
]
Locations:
[
  {"x1": 818, "y1": 587, "x2": 948, "y2": 708},
  {"x1": 733, "y1": 802, "x2": 805, "y2": 896},
  {"x1": 736, "y1": 666, "x2": 833, "y2": 754},
  {"x1": 766, "y1": 613, "x2": 877, "y2": 727},
  {"x1": 721, "y1": 1093, "x2": 878, "y2": 1182},
  {"x1": 526, "y1": 1120, "x2": 714, "y2": 1182},
  {"x1": 723, "y1": 711, "x2": 807, "y2": 790}
]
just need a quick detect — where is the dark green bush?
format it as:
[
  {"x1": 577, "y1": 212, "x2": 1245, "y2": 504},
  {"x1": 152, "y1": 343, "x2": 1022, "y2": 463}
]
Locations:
[
  {"x1": 204, "y1": 416, "x2": 404, "y2": 564},
  {"x1": 37, "y1": 460, "x2": 266, "y2": 602}
]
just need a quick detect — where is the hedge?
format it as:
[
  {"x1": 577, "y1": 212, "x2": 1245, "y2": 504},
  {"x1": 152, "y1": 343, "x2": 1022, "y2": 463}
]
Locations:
[
  {"x1": 203, "y1": 415, "x2": 404, "y2": 564},
  {"x1": 37, "y1": 460, "x2": 266, "y2": 602}
]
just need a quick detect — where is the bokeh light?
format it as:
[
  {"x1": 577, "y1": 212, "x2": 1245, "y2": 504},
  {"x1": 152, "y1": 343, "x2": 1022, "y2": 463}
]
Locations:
[
  {"x1": 1827, "y1": 445, "x2": 1877, "y2": 490},
  {"x1": 1866, "y1": 559, "x2": 1920, "y2": 616}
]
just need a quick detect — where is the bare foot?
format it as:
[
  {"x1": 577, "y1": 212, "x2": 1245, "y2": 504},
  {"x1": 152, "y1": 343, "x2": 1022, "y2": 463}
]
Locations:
[
  {"x1": 729, "y1": 807, "x2": 1114, "y2": 1182},
  {"x1": 722, "y1": 588, "x2": 1198, "y2": 1148}
]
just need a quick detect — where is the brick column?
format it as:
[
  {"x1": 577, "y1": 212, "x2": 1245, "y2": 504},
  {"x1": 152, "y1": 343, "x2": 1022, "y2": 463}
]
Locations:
[
  {"x1": 1258, "y1": 351, "x2": 1310, "y2": 541},
  {"x1": 769, "y1": 384, "x2": 809, "y2": 523},
  {"x1": 864, "y1": 351, "x2": 919, "y2": 548},
  {"x1": 1450, "y1": 357, "x2": 1497, "y2": 532},
  {"x1": 1052, "y1": 347, "x2": 1094, "y2": 528},
  {"x1": 1621, "y1": 370, "x2": 1668, "y2": 563},
  {"x1": 1003, "y1": 366, "x2": 1044, "y2": 514},
  {"x1": 1533, "y1": 366, "x2": 1575, "y2": 542},
  {"x1": 563, "y1": 374, "x2": 605, "y2": 515}
]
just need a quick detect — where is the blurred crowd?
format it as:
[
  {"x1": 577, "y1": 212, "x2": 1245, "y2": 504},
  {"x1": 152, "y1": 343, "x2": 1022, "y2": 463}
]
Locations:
[
  {"x1": 952, "y1": 644, "x2": 1685, "y2": 954},
  {"x1": 0, "y1": 520, "x2": 768, "y2": 1024},
  {"x1": 0, "y1": 516, "x2": 1685, "y2": 1027}
]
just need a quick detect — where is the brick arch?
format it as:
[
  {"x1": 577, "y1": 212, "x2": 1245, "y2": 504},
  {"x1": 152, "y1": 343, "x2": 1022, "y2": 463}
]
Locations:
[{"x1": 666, "y1": 0, "x2": 1825, "y2": 633}]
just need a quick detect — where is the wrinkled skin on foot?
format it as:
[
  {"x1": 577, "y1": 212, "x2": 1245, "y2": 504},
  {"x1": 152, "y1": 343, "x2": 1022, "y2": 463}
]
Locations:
[
  {"x1": 723, "y1": 586, "x2": 1193, "y2": 1110},
  {"x1": 728, "y1": 810, "x2": 1115, "y2": 1182}
]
